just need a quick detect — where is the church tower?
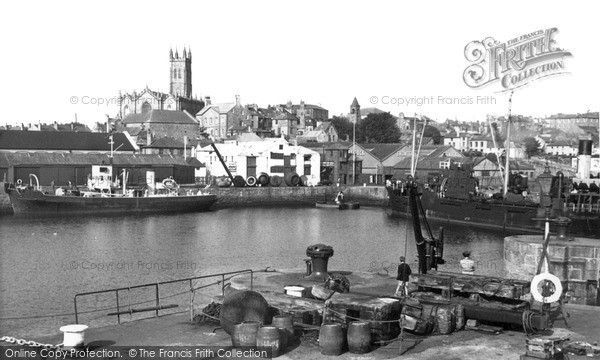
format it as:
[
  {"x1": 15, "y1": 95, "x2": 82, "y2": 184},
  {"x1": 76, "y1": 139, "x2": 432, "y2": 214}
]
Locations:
[
  {"x1": 169, "y1": 47, "x2": 192, "y2": 98},
  {"x1": 349, "y1": 97, "x2": 361, "y2": 123}
]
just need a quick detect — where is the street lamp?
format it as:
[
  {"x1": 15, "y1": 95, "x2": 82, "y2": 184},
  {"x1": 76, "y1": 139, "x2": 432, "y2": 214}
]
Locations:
[{"x1": 537, "y1": 162, "x2": 554, "y2": 208}]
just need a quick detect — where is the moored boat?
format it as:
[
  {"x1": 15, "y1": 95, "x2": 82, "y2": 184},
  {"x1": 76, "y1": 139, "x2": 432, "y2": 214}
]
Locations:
[
  {"x1": 386, "y1": 163, "x2": 600, "y2": 237},
  {"x1": 5, "y1": 166, "x2": 217, "y2": 216}
]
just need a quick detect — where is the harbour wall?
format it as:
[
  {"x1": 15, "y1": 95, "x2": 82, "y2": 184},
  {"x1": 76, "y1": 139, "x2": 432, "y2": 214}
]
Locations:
[
  {"x1": 505, "y1": 234, "x2": 600, "y2": 306},
  {"x1": 0, "y1": 184, "x2": 390, "y2": 213},
  {"x1": 197, "y1": 185, "x2": 389, "y2": 209}
]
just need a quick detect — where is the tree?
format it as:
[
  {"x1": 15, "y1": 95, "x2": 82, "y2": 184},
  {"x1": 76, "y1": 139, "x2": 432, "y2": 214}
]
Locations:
[
  {"x1": 423, "y1": 125, "x2": 441, "y2": 144},
  {"x1": 329, "y1": 116, "x2": 353, "y2": 141},
  {"x1": 523, "y1": 137, "x2": 541, "y2": 158},
  {"x1": 358, "y1": 112, "x2": 401, "y2": 143}
]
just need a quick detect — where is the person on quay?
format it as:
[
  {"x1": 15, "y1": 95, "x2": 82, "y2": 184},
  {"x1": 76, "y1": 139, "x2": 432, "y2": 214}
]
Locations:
[
  {"x1": 335, "y1": 191, "x2": 345, "y2": 203},
  {"x1": 395, "y1": 256, "x2": 412, "y2": 296},
  {"x1": 460, "y1": 251, "x2": 475, "y2": 275}
]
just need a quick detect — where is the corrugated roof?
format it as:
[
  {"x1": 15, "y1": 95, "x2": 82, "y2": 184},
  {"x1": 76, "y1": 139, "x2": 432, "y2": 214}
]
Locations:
[
  {"x1": 121, "y1": 110, "x2": 197, "y2": 125},
  {"x1": 0, "y1": 152, "x2": 201, "y2": 167},
  {"x1": 359, "y1": 143, "x2": 404, "y2": 161},
  {"x1": 0, "y1": 131, "x2": 136, "y2": 152}
]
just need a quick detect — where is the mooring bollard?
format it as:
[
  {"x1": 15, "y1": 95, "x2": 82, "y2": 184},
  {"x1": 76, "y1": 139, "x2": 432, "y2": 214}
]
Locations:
[{"x1": 59, "y1": 324, "x2": 88, "y2": 348}]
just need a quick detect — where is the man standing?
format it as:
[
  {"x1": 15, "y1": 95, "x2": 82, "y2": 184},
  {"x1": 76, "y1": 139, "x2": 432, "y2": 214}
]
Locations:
[
  {"x1": 460, "y1": 251, "x2": 475, "y2": 275},
  {"x1": 395, "y1": 256, "x2": 412, "y2": 296}
]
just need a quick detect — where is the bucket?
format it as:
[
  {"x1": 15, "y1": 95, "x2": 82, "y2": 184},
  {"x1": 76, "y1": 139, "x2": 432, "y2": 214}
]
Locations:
[
  {"x1": 232, "y1": 321, "x2": 260, "y2": 347},
  {"x1": 455, "y1": 304, "x2": 465, "y2": 330},
  {"x1": 257, "y1": 173, "x2": 270, "y2": 186},
  {"x1": 319, "y1": 323, "x2": 345, "y2": 355},
  {"x1": 270, "y1": 175, "x2": 282, "y2": 187},
  {"x1": 271, "y1": 315, "x2": 294, "y2": 350},
  {"x1": 284, "y1": 286, "x2": 305, "y2": 297},
  {"x1": 284, "y1": 172, "x2": 300, "y2": 187},
  {"x1": 347, "y1": 321, "x2": 371, "y2": 354},
  {"x1": 59, "y1": 324, "x2": 88, "y2": 348},
  {"x1": 256, "y1": 326, "x2": 281, "y2": 357}
]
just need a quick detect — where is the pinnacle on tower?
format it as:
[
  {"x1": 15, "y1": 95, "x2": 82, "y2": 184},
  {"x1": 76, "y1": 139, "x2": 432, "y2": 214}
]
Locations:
[
  {"x1": 188, "y1": 47, "x2": 192, "y2": 59},
  {"x1": 351, "y1": 97, "x2": 360, "y2": 108},
  {"x1": 183, "y1": 47, "x2": 187, "y2": 58},
  {"x1": 175, "y1": 48, "x2": 179, "y2": 58},
  {"x1": 169, "y1": 48, "x2": 173, "y2": 59}
]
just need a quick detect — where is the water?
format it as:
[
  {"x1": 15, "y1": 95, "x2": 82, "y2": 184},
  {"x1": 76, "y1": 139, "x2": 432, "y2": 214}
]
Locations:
[{"x1": 0, "y1": 207, "x2": 506, "y2": 338}]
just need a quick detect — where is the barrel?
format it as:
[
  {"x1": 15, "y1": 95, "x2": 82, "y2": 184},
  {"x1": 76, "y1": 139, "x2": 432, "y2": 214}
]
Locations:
[
  {"x1": 319, "y1": 323, "x2": 345, "y2": 355},
  {"x1": 435, "y1": 305, "x2": 454, "y2": 334},
  {"x1": 299, "y1": 175, "x2": 309, "y2": 186},
  {"x1": 270, "y1": 175, "x2": 282, "y2": 187},
  {"x1": 233, "y1": 175, "x2": 246, "y2": 187},
  {"x1": 232, "y1": 321, "x2": 260, "y2": 347},
  {"x1": 347, "y1": 321, "x2": 371, "y2": 354},
  {"x1": 257, "y1": 173, "x2": 270, "y2": 186},
  {"x1": 454, "y1": 304, "x2": 465, "y2": 330},
  {"x1": 256, "y1": 326, "x2": 281, "y2": 357},
  {"x1": 284, "y1": 172, "x2": 300, "y2": 187},
  {"x1": 271, "y1": 315, "x2": 294, "y2": 350},
  {"x1": 246, "y1": 176, "x2": 257, "y2": 187}
]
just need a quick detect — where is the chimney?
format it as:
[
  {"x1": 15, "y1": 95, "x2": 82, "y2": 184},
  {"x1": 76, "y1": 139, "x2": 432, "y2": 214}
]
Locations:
[
  {"x1": 54, "y1": 121, "x2": 58, "y2": 131},
  {"x1": 147, "y1": 130, "x2": 152, "y2": 146},
  {"x1": 204, "y1": 96, "x2": 211, "y2": 106},
  {"x1": 235, "y1": 95, "x2": 241, "y2": 106}
]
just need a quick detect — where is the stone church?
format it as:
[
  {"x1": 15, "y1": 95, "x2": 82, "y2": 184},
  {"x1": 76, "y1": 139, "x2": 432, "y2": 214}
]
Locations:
[{"x1": 118, "y1": 48, "x2": 205, "y2": 117}]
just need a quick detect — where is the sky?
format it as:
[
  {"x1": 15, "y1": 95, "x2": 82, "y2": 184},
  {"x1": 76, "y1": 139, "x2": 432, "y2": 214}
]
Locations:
[{"x1": 0, "y1": 0, "x2": 597, "y2": 128}]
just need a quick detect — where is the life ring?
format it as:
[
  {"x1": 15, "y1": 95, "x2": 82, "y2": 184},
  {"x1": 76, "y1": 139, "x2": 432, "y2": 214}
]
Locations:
[
  {"x1": 530, "y1": 273, "x2": 563, "y2": 303},
  {"x1": 162, "y1": 178, "x2": 177, "y2": 189},
  {"x1": 16, "y1": 179, "x2": 23, "y2": 185}
]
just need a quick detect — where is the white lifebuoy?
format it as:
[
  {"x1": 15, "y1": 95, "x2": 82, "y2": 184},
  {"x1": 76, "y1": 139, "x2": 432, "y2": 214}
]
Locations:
[
  {"x1": 531, "y1": 273, "x2": 563, "y2": 303},
  {"x1": 16, "y1": 179, "x2": 22, "y2": 185},
  {"x1": 246, "y1": 176, "x2": 257, "y2": 187}
]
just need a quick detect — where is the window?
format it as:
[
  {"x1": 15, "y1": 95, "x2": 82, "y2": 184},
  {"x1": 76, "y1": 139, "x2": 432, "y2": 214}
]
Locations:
[
  {"x1": 279, "y1": 145, "x2": 283, "y2": 150},
  {"x1": 304, "y1": 165, "x2": 311, "y2": 175},
  {"x1": 271, "y1": 152, "x2": 284, "y2": 159},
  {"x1": 270, "y1": 166, "x2": 284, "y2": 173}
]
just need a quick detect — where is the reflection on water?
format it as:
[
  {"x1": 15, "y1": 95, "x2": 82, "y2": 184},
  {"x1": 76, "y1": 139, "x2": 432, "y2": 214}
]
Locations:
[{"x1": 0, "y1": 207, "x2": 507, "y2": 338}]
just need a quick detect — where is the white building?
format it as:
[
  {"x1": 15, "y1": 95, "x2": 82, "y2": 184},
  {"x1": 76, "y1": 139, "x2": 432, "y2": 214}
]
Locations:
[{"x1": 196, "y1": 138, "x2": 321, "y2": 185}]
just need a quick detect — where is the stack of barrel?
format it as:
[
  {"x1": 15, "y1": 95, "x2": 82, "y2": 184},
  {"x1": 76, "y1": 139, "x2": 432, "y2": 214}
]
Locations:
[
  {"x1": 230, "y1": 315, "x2": 295, "y2": 357},
  {"x1": 319, "y1": 321, "x2": 373, "y2": 356}
]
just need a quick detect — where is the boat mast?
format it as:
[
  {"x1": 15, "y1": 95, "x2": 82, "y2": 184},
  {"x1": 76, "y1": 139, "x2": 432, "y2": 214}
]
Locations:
[
  {"x1": 410, "y1": 115, "x2": 418, "y2": 177},
  {"x1": 503, "y1": 91, "x2": 513, "y2": 197},
  {"x1": 352, "y1": 116, "x2": 356, "y2": 184}
]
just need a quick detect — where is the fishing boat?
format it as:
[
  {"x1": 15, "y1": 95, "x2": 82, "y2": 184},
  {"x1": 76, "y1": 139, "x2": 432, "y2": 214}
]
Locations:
[{"x1": 5, "y1": 165, "x2": 217, "y2": 216}]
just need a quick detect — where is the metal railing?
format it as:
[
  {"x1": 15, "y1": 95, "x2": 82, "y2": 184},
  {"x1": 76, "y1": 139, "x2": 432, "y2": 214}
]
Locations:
[{"x1": 73, "y1": 269, "x2": 253, "y2": 325}]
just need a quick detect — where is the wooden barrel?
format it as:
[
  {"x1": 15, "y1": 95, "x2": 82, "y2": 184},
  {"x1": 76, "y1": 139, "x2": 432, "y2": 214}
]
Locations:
[
  {"x1": 271, "y1": 315, "x2": 294, "y2": 350},
  {"x1": 246, "y1": 176, "x2": 257, "y2": 187},
  {"x1": 256, "y1": 326, "x2": 281, "y2": 357},
  {"x1": 232, "y1": 321, "x2": 260, "y2": 347},
  {"x1": 284, "y1": 172, "x2": 300, "y2": 187},
  {"x1": 436, "y1": 305, "x2": 454, "y2": 334},
  {"x1": 319, "y1": 323, "x2": 345, "y2": 355},
  {"x1": 299, "y1": 175, "x2": 309, "y2": 186},
  {"x1": 347, "y1": 321, "x2": 371, "y2": 354},
  {"x1": 233, "y1": 175, "x2": 246, "y2": 187},
  {"x1": 256, "y1": 173, "x2": 270, "y2": 186},
  {"x1": 269, "y1": 175, "x2": 282, "y2": 187},
  {"x1": 454, "y1": 304, "x2": 465, "y2": 330}
]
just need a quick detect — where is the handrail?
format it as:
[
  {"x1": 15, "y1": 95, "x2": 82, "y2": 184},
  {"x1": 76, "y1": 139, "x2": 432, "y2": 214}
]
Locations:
[{"x1": 74, "y1": 269, "x2": 253, "y2": 324}]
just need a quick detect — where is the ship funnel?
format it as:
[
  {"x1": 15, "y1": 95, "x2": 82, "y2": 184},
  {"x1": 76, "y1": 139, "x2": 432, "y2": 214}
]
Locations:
[{"x1": 576, "y1": 138, "x2": 592, "y2": 179}]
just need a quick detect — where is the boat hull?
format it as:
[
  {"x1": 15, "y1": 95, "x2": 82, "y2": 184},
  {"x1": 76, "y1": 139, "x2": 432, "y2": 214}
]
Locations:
[
  {"x1": 387, "y1": 187, "x2": 600, "y2": 237},
  {"x1": 7, "y1": 188, "x2": 218, "y2": 216}
]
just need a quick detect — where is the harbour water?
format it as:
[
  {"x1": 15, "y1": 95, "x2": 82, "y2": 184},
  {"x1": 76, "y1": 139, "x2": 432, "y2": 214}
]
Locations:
[{"x1": 0, "y1": 206, "x2": 508, "y2": 339}]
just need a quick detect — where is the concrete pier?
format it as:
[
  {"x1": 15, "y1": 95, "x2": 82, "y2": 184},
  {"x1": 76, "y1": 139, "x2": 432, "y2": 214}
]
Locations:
[{"x1": 504, "y1": 234, "x2": 600, "y2": 305}]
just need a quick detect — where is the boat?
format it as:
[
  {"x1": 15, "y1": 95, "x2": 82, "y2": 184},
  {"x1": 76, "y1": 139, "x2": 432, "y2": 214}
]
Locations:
[
  {"x1": 4, "y1": 166, "x2": 217, "y2": 216},
  {"x1": 315, "y1": 201, "x2": 360, "y2": 210}
]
